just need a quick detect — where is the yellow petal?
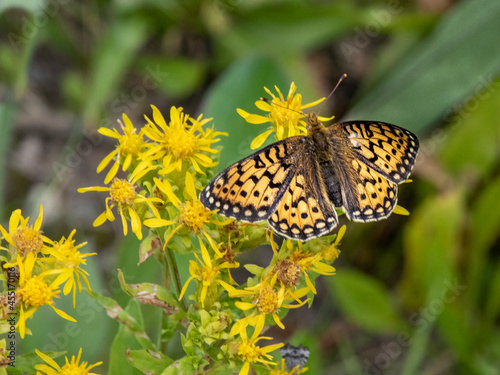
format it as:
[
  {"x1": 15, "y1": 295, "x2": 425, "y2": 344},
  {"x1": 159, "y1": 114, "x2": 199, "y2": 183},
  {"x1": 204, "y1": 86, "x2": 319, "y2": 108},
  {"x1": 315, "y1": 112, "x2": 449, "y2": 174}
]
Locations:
[
  {"x1": 104, "y1": 162, "x2": 119, "y2": 184},
  {"x1": 250, "y1": 129, "x2": 273, "y2": 150},
  {"x1": 50, "y1": 305, "x2": 76, "y2": 322},
  {"x1": 97, "y1": 150, "x2": 117, "y2": 173},
  {"x1": 393, "y1": 205, "x2": 410, "y2": 216},
  {"x1": 93, "y1": 211, "x2": 109, "y2": 227},
  {"x1": 34, "y1": 205, "x2": 43, "y2": 231}
]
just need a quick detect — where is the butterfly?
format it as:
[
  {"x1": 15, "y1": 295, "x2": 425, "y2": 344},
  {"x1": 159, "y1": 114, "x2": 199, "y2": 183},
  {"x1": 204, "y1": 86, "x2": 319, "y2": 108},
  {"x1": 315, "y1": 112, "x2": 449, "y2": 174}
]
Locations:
[{"x1": 200, "y1": 113, "x2": 419, "y2": 241}]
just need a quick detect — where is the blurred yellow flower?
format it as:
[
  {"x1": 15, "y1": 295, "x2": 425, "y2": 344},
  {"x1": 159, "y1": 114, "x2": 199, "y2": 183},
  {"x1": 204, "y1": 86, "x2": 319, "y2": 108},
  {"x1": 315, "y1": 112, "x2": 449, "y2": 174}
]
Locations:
[
  {"x1": 15, "y1": 252, "x2": 75, "y2": 338},
  {"x1": 41, "y1": 229, "x2": 95, "y2": 307},
  {"x1": 0, "y1": 205, "x2": 47, "y2": 257}
]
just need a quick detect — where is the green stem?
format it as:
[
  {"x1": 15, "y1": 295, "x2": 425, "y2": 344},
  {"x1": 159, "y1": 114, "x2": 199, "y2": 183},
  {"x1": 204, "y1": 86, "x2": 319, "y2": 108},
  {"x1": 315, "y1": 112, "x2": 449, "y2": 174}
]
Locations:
[{"x1": 164, "y1": 244, "x2": 188, "y2": 312}]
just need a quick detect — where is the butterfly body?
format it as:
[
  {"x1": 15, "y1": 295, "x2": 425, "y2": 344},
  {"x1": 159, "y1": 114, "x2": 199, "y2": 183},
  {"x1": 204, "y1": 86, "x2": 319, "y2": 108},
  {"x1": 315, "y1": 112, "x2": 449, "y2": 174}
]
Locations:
[{"x1": 200, "y1": 113, "x2": 419, "y2": 241}]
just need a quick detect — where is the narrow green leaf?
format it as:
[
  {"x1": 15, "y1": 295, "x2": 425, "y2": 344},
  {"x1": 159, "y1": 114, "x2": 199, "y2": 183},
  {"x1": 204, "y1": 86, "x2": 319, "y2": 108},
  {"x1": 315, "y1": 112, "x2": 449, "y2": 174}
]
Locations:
[
  {"x1": 400, "y1": 188, "x2": 465, "y2": 306},
  {"x1": 108, "y1": 299, "x2": 144, "y2": 375},
  {"x1": 439, "y1": 78, "x2": 500, "y2": 178},
  {"x1": 0, "y1": 103, "x2": 15, "y2": 218},
  {"x1": 126, "y1": 349, "x2": 174, "y2": 374},
  {"x1": 117, "y1": 269, "x2": 181, "y2": 315},
  {"x1": 4, "y1": 351, "x2": 65, "y2": 375},
  {"x1": 201, "y1": 54, "x2": 286, "y2": 170},
  {"x1": 467, "y1": 175, "x2": 500, "y2": 313},
  {"x1": 83, "y1": 17, "x2": 148, "y2": 124},
  {"x1": 137, "y1": 57, "x2": 206, "y2": 98},
  {"x1": 328, "y1": 269, "x2": 406, "y2": 333},
  {"x1": 348, "y1": 0, "x2": 500, "y2": 135}
]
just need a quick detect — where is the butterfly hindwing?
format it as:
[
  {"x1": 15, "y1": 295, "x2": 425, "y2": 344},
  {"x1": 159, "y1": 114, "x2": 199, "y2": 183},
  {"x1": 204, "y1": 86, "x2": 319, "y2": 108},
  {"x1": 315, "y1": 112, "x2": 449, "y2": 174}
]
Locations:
[
  {"x1": 342, "y1": 159, "x2": 398, "y2": 222},
  {"x1": 268, "y1": 153, "x2": 338, "y2": 241},
  {"x1": 200, "y1": 137, "x2": 304, "y2": 222},
  {"x1": 340, "y1": 121, "x2": 419, "y2": 183}
]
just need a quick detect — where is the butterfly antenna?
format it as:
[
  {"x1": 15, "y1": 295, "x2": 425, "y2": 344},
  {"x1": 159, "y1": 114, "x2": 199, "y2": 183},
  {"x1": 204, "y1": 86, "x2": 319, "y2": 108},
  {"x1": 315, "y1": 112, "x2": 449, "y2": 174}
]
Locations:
[
  {"x1": 325, "y1": 73, "x2": 347, "y2": 103},
  {"x1": 258, "y1": 97, "x2": 303, "y2": 115}
]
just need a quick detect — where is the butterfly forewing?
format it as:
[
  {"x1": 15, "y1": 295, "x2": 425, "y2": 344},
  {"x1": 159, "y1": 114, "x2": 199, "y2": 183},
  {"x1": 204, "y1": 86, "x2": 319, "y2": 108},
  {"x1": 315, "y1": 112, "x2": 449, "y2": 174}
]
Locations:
[
  {"x1": 200, "y1": 137, "x2": 303, "y2": 222},
  {"x1": 340, "y1": 121, "x2": 419, "y2": 183},
  {"x1": 268, "y1": 155, "x2": 338, "y2": 241}
]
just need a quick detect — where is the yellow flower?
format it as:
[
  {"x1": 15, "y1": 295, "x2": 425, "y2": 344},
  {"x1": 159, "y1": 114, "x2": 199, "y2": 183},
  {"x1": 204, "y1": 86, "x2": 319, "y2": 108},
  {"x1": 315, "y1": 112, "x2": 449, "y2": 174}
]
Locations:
[
  {"x1": 139, "y1": 105, "x2": 227, "y2": 175},
  {"x1": 319, "y1": 224, "x2": 345, "y2": 262},
  {"x1": 236, "y1": 318, "x2": 283, "y2": 375},
  {"x1": 0, "y1": 205, "x2": 47, "y2": 258},
  {"x1": 285, "y1": 240, "x2": 336, "y2": 295},
  {"x1": 178, "y1": 237, "x2": 238, "y2": 308},
  {"x1": 78, "y1": 176, "x2": 163, "y2": 240},
  {"x1": 97, "y1": 113, "x2": 148, "y2": 184},
  {"x1": 15, "y1": 252, "x2": 76, "y2": 338},
  {"x1": 227, "y1": 273, "x2": 309, "y2": 336},
  {"x1": 35, "y1": 348, "x2": 102, "y2": 375},
  {"x1": 145, "y1": 173, "x2": 231, "y2": 252},
  {"x1": 41, "y1": 229, "x2": 95, "y2": 307},
  {"x1": 237, "y1": 82, "x2": 331, "y2": 149}
]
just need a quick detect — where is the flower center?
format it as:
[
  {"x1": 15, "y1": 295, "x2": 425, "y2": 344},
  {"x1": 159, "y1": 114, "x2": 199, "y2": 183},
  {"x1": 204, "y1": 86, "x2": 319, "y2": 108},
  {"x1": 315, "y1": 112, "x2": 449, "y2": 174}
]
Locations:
[
  {"x1": 11, "y1": 227, "x2": 43, "y2": 256},
  {"x1": 256, "y1": 286, "x2": 279, "y2": 314},
  {"x1": 119, "y1": 131, "x2": 142, "y2": 156},
  {"x1": 53, "y1": 242, "x2": 84, "y2": 268},
  {"x1": 164, "y1": 127, "x2": 197, "y2": 159},
  {"x1": 238, "y1": 341, "x2": 259, "y2": 363},
  {"x1": 275, "y1": 260, "x2": 301, "y2": 288},
  {"x1": 20, "y1": 277, "x2": 55, "y2": 307},
  {"x1": 109, "y1": 178, "x2": 136, "y2": 206},
  {"x1": 322, "y1": 245, "x2": 340, "y2": 262},
  {"x1": 200, "y1": 265, "x2": 219, "y2": 284},
  {"x1": 181, "y1": 200, "x2": 212, "y2": 233},
  {"x1": 60, "y1": 362, "x2": 91, "y2": 375}
]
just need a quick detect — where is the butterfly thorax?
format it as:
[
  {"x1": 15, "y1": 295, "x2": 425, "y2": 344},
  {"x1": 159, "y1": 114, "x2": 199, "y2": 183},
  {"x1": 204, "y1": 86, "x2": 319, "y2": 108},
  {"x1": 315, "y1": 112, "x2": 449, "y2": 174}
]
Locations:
[{"x1": 307, "y1": 115, "x2": 355, "y2": 209}]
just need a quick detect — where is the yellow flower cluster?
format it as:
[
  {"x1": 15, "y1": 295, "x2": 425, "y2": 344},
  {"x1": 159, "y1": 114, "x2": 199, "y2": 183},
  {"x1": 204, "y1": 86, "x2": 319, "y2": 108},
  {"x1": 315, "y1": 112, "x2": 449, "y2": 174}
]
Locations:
[
  {"x1": 72, "y1": 84, "x2": 343, "y2": 374},
  {"x1": 0, "y1": 206, "x2": 95, "y2": 340}
]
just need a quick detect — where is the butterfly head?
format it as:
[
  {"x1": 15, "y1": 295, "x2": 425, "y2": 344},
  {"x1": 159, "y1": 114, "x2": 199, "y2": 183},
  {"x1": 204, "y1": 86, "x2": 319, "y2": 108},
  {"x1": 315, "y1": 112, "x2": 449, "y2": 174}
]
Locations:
[{"x1": 306, "y1": 113, "x2": 326, "y2": 134}]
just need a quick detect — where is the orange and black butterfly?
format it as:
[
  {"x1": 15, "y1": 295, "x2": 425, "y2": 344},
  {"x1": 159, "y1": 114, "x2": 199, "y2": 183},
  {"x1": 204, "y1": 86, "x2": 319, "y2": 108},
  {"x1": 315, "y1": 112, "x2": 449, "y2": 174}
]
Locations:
[{"x1": 200, "y1": 113, "x2": 419, "y2": 241}]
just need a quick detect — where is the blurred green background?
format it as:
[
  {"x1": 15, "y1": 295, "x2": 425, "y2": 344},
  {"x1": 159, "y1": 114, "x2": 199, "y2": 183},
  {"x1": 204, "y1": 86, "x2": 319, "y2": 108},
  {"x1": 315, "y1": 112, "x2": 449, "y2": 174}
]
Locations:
[{"x1": 1, "y1": 0, "x2": 500, "y2": 374}]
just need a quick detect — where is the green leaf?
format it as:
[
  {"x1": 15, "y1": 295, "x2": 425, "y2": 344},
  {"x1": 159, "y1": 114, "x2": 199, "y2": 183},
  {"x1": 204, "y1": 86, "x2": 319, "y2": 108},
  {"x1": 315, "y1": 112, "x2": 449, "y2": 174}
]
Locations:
[
  {"x1": 83, "y1": 16, "x2": 148, "y2": 124},
  {"x1": 0, "y1": 0, "x2": 44, "y2": 13},
  {"x1": 137, "y1": 57, "x2": 206, "y2": 98},
  {"x1": 466, "y1": 175, "x2": 500, "y2": 314},
  {"x1": 437, "y1": 303, "x2": 471, "y2": 362},
  {"x1": 201, "y1": 54, "x2": 287, "y2": 170},
  {"x1": 126, "y1": 349, "x2": 174, "y2": 374},
  {"x1": 439, "y1": 78, "x2": 500, "y2": 178},
  {"x1": 0, "y1": 103, "x2": 15, "y2": 218},
  {"x1": 117, "y1": 269, "x2": 181, "y2": 315},
  {"x1": 4, "y1": 351, "x2": 66, "y2": 375},
  {"x1": 400, "y1": 188, "x2": 465, "y2": 306},
  {"x1": 328, "y1": 269, "x2": 406, "y2": 333},
  {"x1": 348, "y1": 0, "x2": 500, "y2": 135},
  {"x1": 108, "y1": 299, "x2": 146, "y2": 375}
]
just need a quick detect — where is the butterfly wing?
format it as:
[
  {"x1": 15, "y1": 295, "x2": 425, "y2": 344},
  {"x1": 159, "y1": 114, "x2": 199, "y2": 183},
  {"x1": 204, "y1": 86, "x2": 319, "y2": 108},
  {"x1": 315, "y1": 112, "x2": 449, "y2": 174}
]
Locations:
[
  {"x1": 200, "y1": 137, "x2": 305, "y2": 222},
  {"x1": 342, "y1": 159, "x2": 398, "y2": 222},
  {"x1": 268, "y1": 152, "x2": 338, "y2": 241},
  {"x1": 340, "y1": 121, "x2": 419, "y2": 183}
]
